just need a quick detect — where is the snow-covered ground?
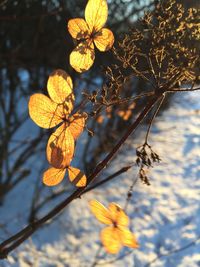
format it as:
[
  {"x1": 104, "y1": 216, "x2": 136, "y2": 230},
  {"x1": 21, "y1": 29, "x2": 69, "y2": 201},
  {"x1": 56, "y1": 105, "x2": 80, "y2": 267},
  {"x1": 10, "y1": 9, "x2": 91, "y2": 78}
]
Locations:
[{"x1": 1, "y1": 90, "x2": 200, "y2": 267}]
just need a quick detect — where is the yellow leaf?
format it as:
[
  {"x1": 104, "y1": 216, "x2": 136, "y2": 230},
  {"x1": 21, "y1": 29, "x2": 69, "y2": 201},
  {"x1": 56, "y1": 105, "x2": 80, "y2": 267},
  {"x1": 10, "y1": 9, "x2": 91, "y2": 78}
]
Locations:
[
  {"x1": 101, "y1": 227, "x2": 122, "y2": 254},
  {"x1": 28, "y1": 93, "x2": 63, "y2": 129},
  {"x1": 69, "y1": 112, "x2": 87, "y2": 140},
  {"x1": 68, "y1": 18, "x2": 91, "y2": 39},
  {"x1": 85, "y1": 0, "x2": 108, "y2": 32},
  {"x1": 94, "y1": 28, "x2": 114, "y2": 51},
  {"x1": 68, "y1": 166, "x2": 87, "y2": 187},
  {"x1": 69, "y1": 40, "x2": 95, "y2": 73},
  {"x1": 108, "y1": 203, "x2": 129, "y2": 227},
  {"x1": 47, "y1": 69, "x2": 74, "y2": 105},
  {"x1": 43, "y1": 167, "x2": 66, "y2": 186},
  {"x1": 89, "y1": 200, "x2": 113, "y2": 225},
  {"x1": 46, "y1": 124, "x2": 74, "y2": 169},
  {"x1": 117, "y1": 227, "x2": 139, "y2": 249}
]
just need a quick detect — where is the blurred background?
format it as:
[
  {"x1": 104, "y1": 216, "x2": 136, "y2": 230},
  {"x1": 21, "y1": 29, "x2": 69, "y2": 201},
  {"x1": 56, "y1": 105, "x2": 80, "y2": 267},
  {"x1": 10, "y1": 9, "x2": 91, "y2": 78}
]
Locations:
[{"x1": 0, "y1": 0, "x2": 200, "y2": 266}]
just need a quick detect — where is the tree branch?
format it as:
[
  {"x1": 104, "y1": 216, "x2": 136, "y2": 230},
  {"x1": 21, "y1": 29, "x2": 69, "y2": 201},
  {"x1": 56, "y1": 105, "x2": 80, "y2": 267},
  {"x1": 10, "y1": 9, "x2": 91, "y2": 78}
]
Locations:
[
  {"x1": 82, "y1": 165, "x2": 132, "y2": 195},
  {"x1": 0, "y1": 95, "x2": 160, "y2": 259}
]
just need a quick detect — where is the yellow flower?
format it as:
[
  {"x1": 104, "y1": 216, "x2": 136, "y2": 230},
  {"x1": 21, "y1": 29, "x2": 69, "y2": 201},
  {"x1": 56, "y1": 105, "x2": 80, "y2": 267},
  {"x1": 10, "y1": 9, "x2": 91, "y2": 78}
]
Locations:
[
  {"x1": 68, "y1": 0, "x2": 114, "y2": 72},
  {"x1": 28, "y1": 69, "x2": 87, "y2": 187},
  {"x1": 90, "y1": 200, "x2": 139, "y2": 254}
]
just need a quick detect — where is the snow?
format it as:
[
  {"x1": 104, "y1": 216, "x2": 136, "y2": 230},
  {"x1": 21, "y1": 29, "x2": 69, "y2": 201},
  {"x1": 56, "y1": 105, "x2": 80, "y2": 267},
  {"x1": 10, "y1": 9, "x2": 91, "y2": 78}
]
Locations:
[{"x1": 1, "y1": 90, "x2": 200, "y2": 267}]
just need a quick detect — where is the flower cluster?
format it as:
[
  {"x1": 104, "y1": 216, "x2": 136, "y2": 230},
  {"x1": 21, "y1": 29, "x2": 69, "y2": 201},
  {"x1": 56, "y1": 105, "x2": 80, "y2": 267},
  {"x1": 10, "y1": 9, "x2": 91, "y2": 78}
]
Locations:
[{"x1": 29, "y1": 69, "x2": 87, "y2": 187}]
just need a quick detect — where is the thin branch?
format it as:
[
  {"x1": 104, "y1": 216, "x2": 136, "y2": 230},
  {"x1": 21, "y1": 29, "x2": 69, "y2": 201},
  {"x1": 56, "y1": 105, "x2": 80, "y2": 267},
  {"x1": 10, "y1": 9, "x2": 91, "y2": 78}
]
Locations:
[
  {"x1": 90, "y1": 245, "x2": 103, "y2": 267},
  {"x1": 131, "y1": 66, "x2": 156, "y2": 90},
  {"x1": 106, "y1": 91, "x2": 155, "y2": 107},
  {"x1": 168, "y1": 87, "x2": 200, "y2": 93},
  {"x1": 145, "y1": 235, "x2": 200, "y2": 267},
  {"x1": 124, "y1": 174, "x2": 138, "y2": 212},
  {"x1": 144, "y1": 94, "x2": 165, "y2": 144},
  {"x1": 82, "y1": 165, "x2": 132, "y2": 195},
  {"x1": 147, "y1": 55, "x2": 159, "y2": 87}
]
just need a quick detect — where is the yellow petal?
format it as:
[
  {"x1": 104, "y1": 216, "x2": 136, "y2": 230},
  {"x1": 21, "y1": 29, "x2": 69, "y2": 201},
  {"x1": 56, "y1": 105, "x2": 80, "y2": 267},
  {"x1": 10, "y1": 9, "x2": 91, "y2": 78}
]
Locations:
[
  {"x1": 43, "y1": 167, "x2": 66, "y2": 186},
  {"x1": 68, "y1": 166, "x2": 87, "y2": 187},
  {"x1": 28, "y1": 93, "x2": 63, "y2": 129},
  {"x1": 47, "y1": 69, "x2": 74, "y2": 105},
  {"x1": 85, "y1": 0, "x2": 108, "y2": 32},
  {"x1": 69, "y1": 112, "x2": 87, "y2": 140},
  {"x1": 117, "y1": 227, "x2": 139, "y2": 249},
  {"x1": 46, "y1": 124, "x2": 74, "y2": 169},
  {"x1": 108, "y1": 203, "x2": 129, "y2": 227},
  {"x1": 68, "y1": 18, "x2": 91, "y2": 39},
  {"x1": 94, "y1": 28, "x2": 114, "y2": 51},
  {"x1": 69, "y1": 40, "x2": 95, "y2": 73},
  {"x1": 89, "y1": 200, "x2": 112, "y2": 225},
  {"x1": 101, "y1": 226, "x2": 122, "y2": 254}
]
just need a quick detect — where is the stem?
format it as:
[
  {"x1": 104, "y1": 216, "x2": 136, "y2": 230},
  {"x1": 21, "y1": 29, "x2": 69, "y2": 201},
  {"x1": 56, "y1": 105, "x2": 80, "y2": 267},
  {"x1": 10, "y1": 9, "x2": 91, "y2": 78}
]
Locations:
[
  {"x1": 145, "y1": 234, "x2": 200, "y2": 267},
  {"x1": 168, "y1": 87, "x2": 200, "y2": 92},
  {"x1": 82, "y1": 165, "x2": 132, "y2": 195},
  {"x1": 107, "y1": 91, "x2": 155, "y2": 107},
  {"x1": 124, "y1": 174, "x2": 138, "y2": 212},
  {"x1": 0, "y1": 95, "x2": 160, "y2": 259},
  {"x1": 144, "y1": 94, "x2": 165, "y2": 144},
  {"x1": 90, "y1": 245, "x2": 102, "y2": 267}
]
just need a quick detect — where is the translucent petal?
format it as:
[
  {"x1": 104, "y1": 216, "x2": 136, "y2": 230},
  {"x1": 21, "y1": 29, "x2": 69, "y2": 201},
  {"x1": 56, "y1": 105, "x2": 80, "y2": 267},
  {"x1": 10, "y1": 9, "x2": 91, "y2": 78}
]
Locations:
[
  {"x1": 94, "y1": 28, "x2": 114, "y2": 51},
  {"x1": 108, "y1": 203, "x2": 129, "y2": 227},
  {"x1": 68, "y1": 18, "x2": 91, "y2": 39},
  {"x1": 69, "y1": 112, "x2": 87, "y2": 140},
  {"x1": 89, "y1": 200, "x2": 112, "y2": 225},
  {"x1": 28, "y1": 93, "x2": 63, "y2": 129},
  {"x1": 43, "y1": 167, "x2": 66, "y2": 186},
  {"x1": 117, "y1": 227, "x2": 139, "y2": 249},
  {"x1": 69, "y1": 40, "x2": 95, "y2": 73},
  {"x1": 85, "y1": 0, "x2": 108, "y2": 32},
  {"x1": 68, "y1": 166, "x2": 87, "y2": 187},
  {"x1": 46, "y1": 124, "x2": 74, "y2": 169},
  {"x1": 47, "y1": 69, "x2": 74, "y2": 105},
  {"x1": 101, "y1": 227, "x2": 122, "y2": 254}
]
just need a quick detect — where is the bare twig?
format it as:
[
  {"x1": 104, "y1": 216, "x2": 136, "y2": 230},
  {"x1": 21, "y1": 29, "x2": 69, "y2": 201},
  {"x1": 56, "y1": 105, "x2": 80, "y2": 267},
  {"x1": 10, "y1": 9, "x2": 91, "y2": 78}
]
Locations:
[
  {"x1": 82, "y1": 165, "x2": 132, "y2": 195},
  {"x1": 145, "y1": 235, "x2": 200, "y2": 267},
  {"x1": 144, "y1": 94, "x2": 165, "y2": 144},
  {"x1": 90, "y1": 245, "x2": 103, "y2": 267},
  {"x1": 168, "y1": 87, "x2": 200, "y2": 93}
]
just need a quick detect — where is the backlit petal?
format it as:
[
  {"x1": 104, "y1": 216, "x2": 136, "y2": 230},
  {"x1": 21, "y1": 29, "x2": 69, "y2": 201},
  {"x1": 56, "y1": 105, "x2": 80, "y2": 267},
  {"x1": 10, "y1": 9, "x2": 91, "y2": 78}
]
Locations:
[
  {"x1": 43, "y1": 167, "x2": 66, "y2": 186},
  {"x1": 101, "y1": 227, "x2": 122, "y2": 254},
  {"x1": 47, "y1": 69, "x2": 74, "y2": 105},
  {"x1": 28, "y1": 93, "x2": 63, "y2": 129},
  {"x1": 108, "y1": 203, "x2": 129, "y2": 227},
  {"x1": 69, "y1": 112, "x2": 87, "y2": 140},
  {"x1": 69, "y1": 40, "x2": 95, "y2": 73},
  {"x1": 89, "y1": 200, "x2": 112, "y2": 225},
  {"x1": 46, "y1": 124, "x2": 74, "y2": 169},
  {"x1": 68, "y1": 18, "x2": 91, "y2": 39},
  {"x1": 68, "y1": 166, "x2": 87, "y2": 187},
  {"x1": 117, "y1": 227, "x2": 139, "y2": 249},
  {"x1": 85, "y1": 0, "x2": 108, "y2": 32},
  {"x1": 94, "y1": 28, "x2": 114, "y2": 51}
]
